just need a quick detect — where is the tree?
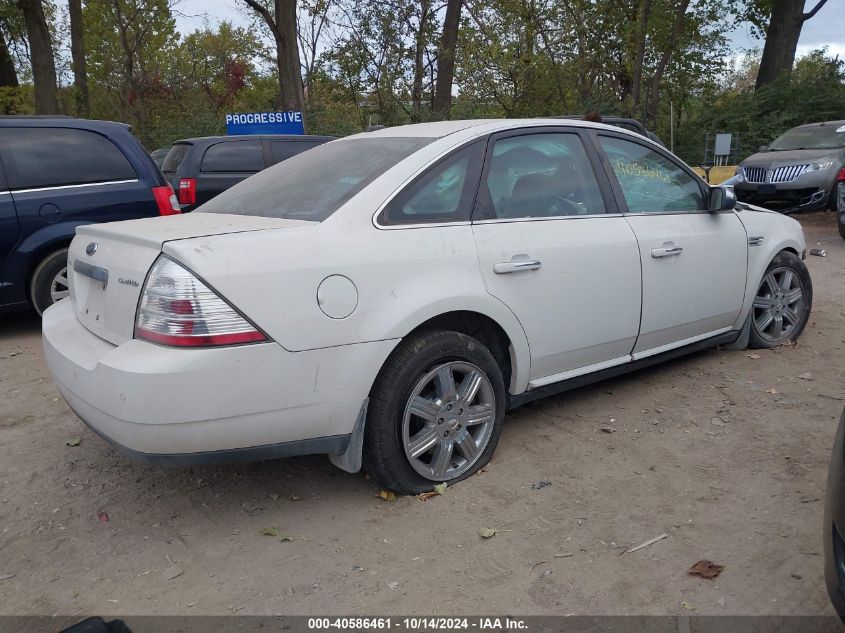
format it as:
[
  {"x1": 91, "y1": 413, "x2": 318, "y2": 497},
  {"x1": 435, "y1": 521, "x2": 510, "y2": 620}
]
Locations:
[
  {"x1": 0, "y1": 29, "x2": 17, "y2": 87},
  {"x1": 432, "y1": 0, "x2": 461, "y2": 118},
  {"x1": 68, "y1": 0, "x2": 89, "y2": 116},
  {"x1": 17, "y1": 0, "x2": 56, "y2": 113},
  {"x1": 241, "y1": 0, "x2": 305, "y2": 116},
  {"x1": 755, "y1": 0, "x2": 829, "y2": 89}
]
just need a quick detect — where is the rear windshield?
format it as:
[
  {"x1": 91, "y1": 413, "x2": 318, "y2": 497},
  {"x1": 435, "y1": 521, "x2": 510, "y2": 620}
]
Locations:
[
  {"x1": 769, "y1": 124, "x2": 845, "y2": 151},
  {"x1": 199, "y1": 137, "x2": 433, "y2": 222},
  {"x1": 162, "y1": 143, "x2": 191, "y2": 173}
]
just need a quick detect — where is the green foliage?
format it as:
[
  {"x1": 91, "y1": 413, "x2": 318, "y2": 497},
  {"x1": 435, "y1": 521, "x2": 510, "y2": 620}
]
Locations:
[{"x1": 674, "y1": 49, "x2": 845, "y2": 163}]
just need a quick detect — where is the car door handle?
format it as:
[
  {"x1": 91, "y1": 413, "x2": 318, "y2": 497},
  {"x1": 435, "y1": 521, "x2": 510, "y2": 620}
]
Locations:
[
  {"x1": 651, "y1": 245, "x2": 683, "y2": 258},
  {"x1": 493, "y1": 259, "x2": 542, "y2": 274}
]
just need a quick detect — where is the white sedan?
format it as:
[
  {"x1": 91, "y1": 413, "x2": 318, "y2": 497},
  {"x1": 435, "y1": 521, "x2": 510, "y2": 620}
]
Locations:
[{"x1": 43, "y1": 119, "x2": 812, "y2": 494}]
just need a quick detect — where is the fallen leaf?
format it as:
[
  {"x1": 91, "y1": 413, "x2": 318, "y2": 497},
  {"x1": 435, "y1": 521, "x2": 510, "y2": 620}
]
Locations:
[
  {"x1": 289, "y1": 495, "x2": 303, "y2": 502},
  {"x1": 600, "y1": 427, "x2": 616, "y2": 433},
  {"x1": 376, "y1": 490, "x2": 396, "y2": 502},
  {"x1": 387, "y1": 581, "x2": 399, "y2": 590},
  {"x1": 280, "y1": 535, "x2": 296, "y2": 542},
  {"x1": 97, "y1": 512, "x2": 109, "y2": 523},
  {"x1": 798, "y1": 373, "x2": 813, "y2": 381},
  {"x1": 532, "y1": 480, "x2": 552, "y2": 490},
  {"x1": 0, "y1": 573, "x2": 14, "y2": 581},
  {"x1": 66, "y1": 437, "x2": 81, "y2": 447},
  {"x1": 745, "y1": 354, "x2": 761, "y2": 360},
  {"x1": 766, "y1": 388, "x2": 778, "y2": 395},
  {"x1": 710, "y1": 417, "x2": 727, "y2": 427},
  {"x1": 162, "y1": 565, "x2": 184, "y2": 580},
  {"x1": 433, "y1": 482, "x2": 447, "y2": 495},
  {"x1": 681, "y1": 601, "x2": 694, "y2": 611},
  {"x1": 417, "y1": 492, "x2": 438, "y2": 501},
  {"x1": 260, "y1": 527, "x2": 279, "y2": 537},
  {"x1": 478, "y1": 527, "x2": 497, "y2": 539},
  {"x1": 688, "y1": 559, "x2": 724, "y2": 579}
]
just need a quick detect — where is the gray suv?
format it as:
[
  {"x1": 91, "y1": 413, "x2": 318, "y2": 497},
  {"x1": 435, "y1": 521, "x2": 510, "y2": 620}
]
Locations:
[{"x1": 734, "y1": 120, "x2": 845, "y2": 216}]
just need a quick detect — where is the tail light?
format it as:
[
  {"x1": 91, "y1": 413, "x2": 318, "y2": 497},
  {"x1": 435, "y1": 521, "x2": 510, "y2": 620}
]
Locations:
[
  {"x1": 178, "y1": 178, "x2": 197, "y2": 205},
  {"x1": 135, "y1": 256, "x2": 267, "y2": 347},
  {"x1": 837, "y1": 168, "x2": 845, "y2": 182},
  {"x1": 152, "y1": 185, "x2": 181, "y2": 216}
]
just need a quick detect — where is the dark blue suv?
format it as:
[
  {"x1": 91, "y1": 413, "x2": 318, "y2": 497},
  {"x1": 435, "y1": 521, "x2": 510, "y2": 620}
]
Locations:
[{"x1": 0, "y1": 117, "x2": 179, "y2": 315}]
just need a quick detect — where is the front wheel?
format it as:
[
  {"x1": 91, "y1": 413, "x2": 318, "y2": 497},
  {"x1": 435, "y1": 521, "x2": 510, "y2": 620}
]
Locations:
[
  {"x1": 363, "y1": 330, "x2": 506, "y2": 495},
  {"x1": 749, "y1": 251, "x2": 812, "y2": 349}
]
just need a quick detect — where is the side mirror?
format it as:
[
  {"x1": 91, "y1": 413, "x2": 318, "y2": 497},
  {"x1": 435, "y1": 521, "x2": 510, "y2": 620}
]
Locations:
[
  {"x1": 758, "y1": 145, "x2": 769, "y2": 153},
  {"x1": 708, "y1": 186, "x2": 736, "y2": 212}
]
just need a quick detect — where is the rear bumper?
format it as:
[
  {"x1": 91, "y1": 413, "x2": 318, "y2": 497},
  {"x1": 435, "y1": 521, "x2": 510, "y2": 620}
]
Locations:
[
  {"x1": 824, "y1": 408, "x2": 845, "y2": 621},
  {"x1": 42, "y1": 300, "x2": 395, "y2": 464}
]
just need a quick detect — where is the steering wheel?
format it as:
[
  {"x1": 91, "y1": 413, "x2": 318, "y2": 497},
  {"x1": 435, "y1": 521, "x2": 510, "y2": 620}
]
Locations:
[{"x1": 552, "y1": 196, "x2": 583, "y2": 215}]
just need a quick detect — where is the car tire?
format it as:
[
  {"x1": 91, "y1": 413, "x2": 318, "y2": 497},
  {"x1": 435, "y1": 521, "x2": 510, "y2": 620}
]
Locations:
[
  {"x1": 30, "y1": 248, "x2": 70, "y2": 316},
  {"x1": 839, "y1": 221, "x2": 845, "y2": 241},
  {"x1": 363, "y1": 330, "x2": 506, "y2": 495},
  {"x1": 749, "y1": 250, "x2": 812, "y2": 349}
]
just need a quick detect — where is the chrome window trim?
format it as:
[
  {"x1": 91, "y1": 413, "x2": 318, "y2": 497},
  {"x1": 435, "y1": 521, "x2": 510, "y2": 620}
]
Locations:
[
  {"x1": 8, "y1": 179, "x2": 139, "y2": 195},
  {"x1": 473, "y1": 213, "x2": 622, "y2": 224}
]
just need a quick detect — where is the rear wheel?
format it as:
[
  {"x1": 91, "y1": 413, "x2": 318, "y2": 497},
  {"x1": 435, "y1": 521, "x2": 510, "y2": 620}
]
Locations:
[
  {"x1": 30, "y1": 248, "x2": 70, "y2": 316},
  {"x1": 749, "y1": 251, "x2": 812, "y2": 349},
  {"x1": 363, "y1": 330, "x2": 506, "y2": 495}
]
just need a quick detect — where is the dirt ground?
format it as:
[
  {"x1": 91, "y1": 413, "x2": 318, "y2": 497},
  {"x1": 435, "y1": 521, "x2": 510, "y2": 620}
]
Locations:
[{"x1": 1, "y1": 211, "x2": 844, "y2": 619}]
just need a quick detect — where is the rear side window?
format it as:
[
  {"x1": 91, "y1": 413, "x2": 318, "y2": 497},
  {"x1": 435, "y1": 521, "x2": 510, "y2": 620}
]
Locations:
[
  {"x1": 200, "y1": 137, "x2": 433, "y2": 222},
  {"x1": 162, "y1": 143, "x2": 191, "y2": 173},
  {"x1": 201, "y1": 140, "x2": 264, "y2": 172},
  {"x1": 268, "y1": 141, "x2": 320, "y2": 165},
  {"x1": 0, "y1": 127, "x2": 136, "y2": 190},
  {"x1": 381, "y1": 141, "x2": 484, "y2": 225}
]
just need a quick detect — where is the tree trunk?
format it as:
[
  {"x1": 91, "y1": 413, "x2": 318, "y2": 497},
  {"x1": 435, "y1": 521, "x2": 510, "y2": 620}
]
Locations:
[
  {"x1": 0, "y1": 30, "x2": 18, "y2": 88},
  {"x1": 630, "y1": 0, "x2": 653, "y2": 114},
  {"x1": 68, "y1": 0, "x2": 89, "y2": 117},
  {"x1": 755, "y1": 0, "x2": 829, "y2": 89},
  {"x1": 17, "y1": 0, "x2": 58, "y2": 114},
  {"x1": 432, "y1": 0, "x2": 461, "y2": 118},
  {"x1": 646, "y1": 0, "x2": 690, "y2": 126},
  {"x1": 410, "y1": 0, "x2": 430, "y2": 122},
  {"x1": 274, "y1": 0, "x2": 305, "y2": 115},
  {"x1": 244, "y1": 0, "x2": 305, "y2": 126}
]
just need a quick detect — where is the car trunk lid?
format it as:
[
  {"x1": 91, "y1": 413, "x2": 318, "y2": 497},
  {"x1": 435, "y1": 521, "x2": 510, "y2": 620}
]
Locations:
[{"x1": 68, "y1": 213, "x2": 314, "y2": 345}]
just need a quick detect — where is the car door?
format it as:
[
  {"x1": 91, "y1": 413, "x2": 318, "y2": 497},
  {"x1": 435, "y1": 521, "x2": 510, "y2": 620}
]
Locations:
[
  {"x1": 594, "y1": 133, "x2": 747, "y2": 357},
  {"x1": 472, "y1": 128, "x2": 642, "y2": 385},
  {"x1": 0, "y1": 154, "x2": 20, "y2": 307}
]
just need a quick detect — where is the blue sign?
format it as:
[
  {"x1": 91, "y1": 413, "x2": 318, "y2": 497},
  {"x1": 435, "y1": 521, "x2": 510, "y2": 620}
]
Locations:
[{"x1": 226, "y1": 111, "x2": 304, "y2": 135}]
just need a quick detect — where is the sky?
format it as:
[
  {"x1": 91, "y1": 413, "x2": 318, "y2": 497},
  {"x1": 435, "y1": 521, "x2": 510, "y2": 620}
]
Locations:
[{"x1": 173, "y1": 0, "x2": 845, "y2": 61}]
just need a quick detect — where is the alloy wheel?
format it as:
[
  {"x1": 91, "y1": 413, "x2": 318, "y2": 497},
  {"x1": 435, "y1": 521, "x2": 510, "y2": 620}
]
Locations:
[
  {"x1": 752, "y1": 266, "x2": 804, "y2": 344},
  {"x1": 401, "y1": 361, "x2": 496, "y2": 481},
  {"x1": 50, "y1": 266, "x2": 69, "y2": 304}
]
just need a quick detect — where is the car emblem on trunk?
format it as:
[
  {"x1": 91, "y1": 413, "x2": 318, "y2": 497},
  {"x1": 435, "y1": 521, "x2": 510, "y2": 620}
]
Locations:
[{"x1": 86, "y1": 242, "x2": 98, "y2": 256}]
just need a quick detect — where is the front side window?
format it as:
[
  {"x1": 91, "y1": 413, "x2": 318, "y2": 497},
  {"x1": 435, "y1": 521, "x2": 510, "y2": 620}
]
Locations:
[
  {"x1": 599, "y1": 136, "x2": 704, "y2": 213},
  {"x1": 0, "y1": 127, "x2": 136, "y2": 190},
  {"x1": 201, "y1": 140, "x2": 264, "y2": 172},
  {"x1": 269, "y1": 141, "x2": 320, "y2": 165},
  {"x1": 478, "y1": 133, "x2": 605, "y2": 220},
  {"x1": 381, "y1": 141, "x2": 484, "y2": 225}
]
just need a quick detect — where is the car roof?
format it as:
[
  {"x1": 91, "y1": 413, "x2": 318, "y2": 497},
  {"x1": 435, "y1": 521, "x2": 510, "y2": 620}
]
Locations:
[
  {"x1": 790, "y1": 120, "x2": 845, "y2": 129},
  {"x1": 173, "y1": 134, "x2": 336, "y2": 145},
  {"x1": 0, "y1": 116, "x2": 132, "y2": 133},
  {"x1": 345, "y1": 118, "x2": 645, "y2": 141}
]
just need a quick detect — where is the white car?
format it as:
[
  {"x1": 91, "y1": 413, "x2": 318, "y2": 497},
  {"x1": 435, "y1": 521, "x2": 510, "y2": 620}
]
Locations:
[{"x1": 43, "y1": 119, "x2": 813, "y2": 494}]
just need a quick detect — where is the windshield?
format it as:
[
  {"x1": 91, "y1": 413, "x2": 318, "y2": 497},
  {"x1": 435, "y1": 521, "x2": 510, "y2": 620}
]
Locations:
[
  {"x1": 162, "y1": 143, "x2": 191, "y2": 173},
  {"x1": 199, "y1": 137, "x2": 433, "y2": 221},
  {"x1": 768, "y1": 124, "x2": 845, "y2": 151}
]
